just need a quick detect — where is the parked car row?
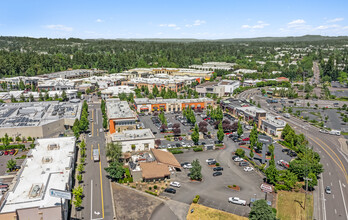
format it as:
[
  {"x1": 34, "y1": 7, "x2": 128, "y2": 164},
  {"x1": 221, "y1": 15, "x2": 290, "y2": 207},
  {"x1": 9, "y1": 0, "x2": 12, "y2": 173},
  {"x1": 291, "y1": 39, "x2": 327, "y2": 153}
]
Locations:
[
  {"x1": 281, "y1": 148, "x2": 297, "y2": 157},
  {"x1": 0, "y1": 149, "x2": 16, "y2": 156}
]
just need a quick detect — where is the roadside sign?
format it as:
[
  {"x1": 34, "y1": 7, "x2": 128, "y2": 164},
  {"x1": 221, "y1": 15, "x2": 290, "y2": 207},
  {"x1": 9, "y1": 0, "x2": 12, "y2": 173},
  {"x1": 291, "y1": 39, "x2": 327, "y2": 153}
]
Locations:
[
  {"x1": 260, "y1": 184, "x2": 273, "y2": 193},
  {"x1": 258, "y1": 135, "x2": 272, "y2": 145},
  {"x1": 49, "y1": 188, "x2": 72, "y2": 200}
]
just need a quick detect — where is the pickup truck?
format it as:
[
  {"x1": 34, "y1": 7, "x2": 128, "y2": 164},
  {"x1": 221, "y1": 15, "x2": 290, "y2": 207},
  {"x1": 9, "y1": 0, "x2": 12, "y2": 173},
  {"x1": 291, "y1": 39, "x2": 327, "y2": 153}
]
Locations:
[{"x1": 228, "y1": 197, "x2": 247, "y2": 206}]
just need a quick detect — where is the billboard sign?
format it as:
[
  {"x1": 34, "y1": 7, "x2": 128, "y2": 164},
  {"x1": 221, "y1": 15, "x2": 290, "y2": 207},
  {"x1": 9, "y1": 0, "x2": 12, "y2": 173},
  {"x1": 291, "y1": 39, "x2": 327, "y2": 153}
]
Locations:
[{"x1": 258, "y1": 135, "x2": 272, "y2": 145}]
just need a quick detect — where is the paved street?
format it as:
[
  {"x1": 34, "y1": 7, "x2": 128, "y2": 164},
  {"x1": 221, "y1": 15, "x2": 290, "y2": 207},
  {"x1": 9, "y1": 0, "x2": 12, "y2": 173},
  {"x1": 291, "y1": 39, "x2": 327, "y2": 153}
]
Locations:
[
  {"x1": 77, "y1": 102, "x2": 114, "y2": 220},
  {"x1": 249, "y1": 91, "x2": 348, "y2": 220}
]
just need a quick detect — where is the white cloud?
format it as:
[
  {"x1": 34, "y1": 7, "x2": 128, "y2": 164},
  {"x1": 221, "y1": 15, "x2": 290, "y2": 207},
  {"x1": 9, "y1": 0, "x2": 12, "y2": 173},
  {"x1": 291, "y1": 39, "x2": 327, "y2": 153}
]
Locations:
[
  {"x1": 45, "y1": 24, "x2": 73, "y2": 31},
  {"x1": 315, "y1": 24, "x2": 339, "y2": 30},
  {"x1": 327, "y1": 18, "x2": 344, "y2": 23},
  {"x1": 159, "y1": 24, "x2": 177, "y2": 27},
  {"x1": 288, "y1": 19, "x2": 306, "y2": 25},
  {"x1": 185, "y1": 20, "x2": 206, "y2": 28},
  {"x1": 241, "y1": 21, "x2": 269, "y2": 29},
  {"x1": 193, "y1": 20, "x2": 206, "y2": 26},
  {"x1": 96, "y1": 19, "x2": 104, "y2": 23}
]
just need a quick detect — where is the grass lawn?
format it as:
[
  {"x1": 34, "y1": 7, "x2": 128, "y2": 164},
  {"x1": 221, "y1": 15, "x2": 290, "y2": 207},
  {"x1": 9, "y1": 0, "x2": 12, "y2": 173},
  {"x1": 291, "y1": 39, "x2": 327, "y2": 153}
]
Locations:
[
  {"x1": 187, "y1": 203, "x2": 247, "y2": 220},
  {"x1": 277, "y1": 191, "x2": 313, "y2": 220}
]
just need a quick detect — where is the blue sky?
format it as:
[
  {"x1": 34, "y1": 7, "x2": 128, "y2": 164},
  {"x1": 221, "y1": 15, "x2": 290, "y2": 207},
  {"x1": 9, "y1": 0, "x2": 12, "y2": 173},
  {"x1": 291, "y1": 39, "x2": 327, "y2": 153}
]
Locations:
[{"x1": 1, "y1": 0, "x2": 348, "y2": 39}]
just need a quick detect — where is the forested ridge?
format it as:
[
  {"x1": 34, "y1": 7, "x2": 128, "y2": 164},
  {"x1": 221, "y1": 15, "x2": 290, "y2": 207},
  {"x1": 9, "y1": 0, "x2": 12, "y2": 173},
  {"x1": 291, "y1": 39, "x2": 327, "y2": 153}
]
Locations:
[{"x1": 0, "y1": 36, "x2": 347, "y2": 81}]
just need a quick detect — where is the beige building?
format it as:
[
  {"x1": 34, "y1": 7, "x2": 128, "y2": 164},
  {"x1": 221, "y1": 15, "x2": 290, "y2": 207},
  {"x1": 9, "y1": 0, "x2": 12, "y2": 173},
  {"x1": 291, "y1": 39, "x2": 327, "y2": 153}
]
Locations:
[{"x1": 106, "y1": 98, "x2": 137, "y2": 134}]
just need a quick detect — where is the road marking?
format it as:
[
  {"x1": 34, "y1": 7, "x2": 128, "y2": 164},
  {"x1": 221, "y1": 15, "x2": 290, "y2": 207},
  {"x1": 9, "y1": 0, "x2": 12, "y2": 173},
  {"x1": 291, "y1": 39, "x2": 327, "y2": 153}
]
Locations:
[
  {"x1": 91, "y1": 144, "x2": 93, "y2": 161},
  {"x1": 320, "y1": 174, "x2": 327, "y2": 220},
  {"x1": 308, "y1": 136, "x2": 348, "y2": 184},
  {"x1": 316, "y1": 138, "x2": 348, "y2": 183},
  {"x1": 329, "y1": 172, "x2": 331, "y2": 176},
  {"x1": 91, "y1": 179, "x2": 93, "y2": 220},
  {"x1": 92, "y1": 109, "x2": 94, "y2": 136},
  {"x1": 333, "y1": 194, "x2": 335, "y2": 199},
  {"x1": 99, "y1": 143, "x2": 105, "y2": 219},
  {"x1": 335, "y1": 209, "x2": 337, "y2": 214},
  {"x1": 331, "y1": 182, "x2": 333, "y2": 186},
  {"x1": 339, "y1": 179, "x2": 348, "y2": 220},
  {"x1": 327, "y1": 163, "x2": 329, "y2": 166}
]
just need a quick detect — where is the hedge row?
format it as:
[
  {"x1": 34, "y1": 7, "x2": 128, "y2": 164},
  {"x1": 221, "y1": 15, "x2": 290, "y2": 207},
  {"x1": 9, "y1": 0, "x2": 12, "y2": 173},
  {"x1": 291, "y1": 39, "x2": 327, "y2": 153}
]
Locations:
[
  {"x1": 0, "y1": 144, "x2": 25, "y2": 150},
  {"x1": 145, "y1": 190, "x2": 158, "y2": 196},
  {"x1": 169, "y1": 149, "x2": 183, "y2": 154},
  {"x1": 193, "y1": 147, "x2": 203, "y2": 152}
]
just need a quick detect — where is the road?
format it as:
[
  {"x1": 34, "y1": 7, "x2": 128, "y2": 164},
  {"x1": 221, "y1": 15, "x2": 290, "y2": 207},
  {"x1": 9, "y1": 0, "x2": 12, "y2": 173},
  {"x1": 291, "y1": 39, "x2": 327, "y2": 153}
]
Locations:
[
  {"x1": 311, "y1": 61, "x2": 320, "y2": 85},
  {"x1": 80, "y1": 102, "x2": 114, "y2": 220},
  {"x1": 241, "y1": 90, "x2": 348, "y2": 220}
]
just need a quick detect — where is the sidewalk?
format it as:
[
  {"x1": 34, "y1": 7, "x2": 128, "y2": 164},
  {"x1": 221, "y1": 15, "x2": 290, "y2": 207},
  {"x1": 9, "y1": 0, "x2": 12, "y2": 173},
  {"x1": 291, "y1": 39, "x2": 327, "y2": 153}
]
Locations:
[{"x1": 338, "y1": 138, "x2": 348, "y2": 155}]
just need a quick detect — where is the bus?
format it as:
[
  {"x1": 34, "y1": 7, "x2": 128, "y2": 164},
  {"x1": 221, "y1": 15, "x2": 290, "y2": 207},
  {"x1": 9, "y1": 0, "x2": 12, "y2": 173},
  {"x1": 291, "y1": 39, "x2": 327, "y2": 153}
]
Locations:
[{"x1": 93, "y1": 148, "x2": 100, "y2": 162}]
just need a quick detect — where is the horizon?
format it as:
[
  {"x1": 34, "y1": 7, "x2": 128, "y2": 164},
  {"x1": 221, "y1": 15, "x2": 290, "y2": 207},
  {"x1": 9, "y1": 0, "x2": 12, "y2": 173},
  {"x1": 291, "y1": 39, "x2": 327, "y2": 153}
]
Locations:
[{"x1": 1, "y1": 0, "x2": 348, "y2": 39}]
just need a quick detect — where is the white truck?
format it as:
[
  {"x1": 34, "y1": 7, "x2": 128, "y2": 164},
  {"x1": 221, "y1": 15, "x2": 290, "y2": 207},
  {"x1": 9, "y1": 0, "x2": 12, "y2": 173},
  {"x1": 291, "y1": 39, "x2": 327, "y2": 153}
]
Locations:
[
  {"x1": 93, "y1": 148, "x2": 100, "y2": 162},
  {"x1": 329, "y1": 130, "x2": 341, "y2": 136},
  {"x1": 228, "y1": 197, "x2": 247, "y2": 206},
  {"x1": 283, "y1": 113, "x2": 290, "y2": 119}
]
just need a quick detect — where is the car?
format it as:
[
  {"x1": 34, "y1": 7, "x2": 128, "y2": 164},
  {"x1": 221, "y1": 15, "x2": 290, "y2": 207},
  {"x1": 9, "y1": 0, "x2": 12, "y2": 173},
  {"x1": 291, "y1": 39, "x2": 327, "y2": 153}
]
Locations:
[
  {"x1": 9, "y1": 149, "x2": 15, "y2": 155},
  {"x1": 4, "y1": 151, "x2": 9, "y2": 155},
  {"x1": 325, "y1": 186, "x2": 331, "y2": 194},
  {"x1": 239, "y1": 161, "x2": 248, "y2": 166},
  {"x1": 232, "y1": 155, "x2": 239, "y2": 160},
  {"x1": 181, "y1": 162, "x2": 190, "y2": 167},
  {"x1": 277, "y1": 160, "x2": 285, "y2": 165},
  {"x1": 238, "y1": 142, "x2": 247, "y2": 145},
  {"x1": 213, "y1": 167, "x2": 223, "y2": 171},
  {"x1": 170, "y1": 181, "x2": 181, "y2": 188},
  {"x1": 206, "y1": 158, "x2": 216, "y2": 163},
  {"x1": 282, "y1": 149, "x2": 290, "y2": 153},
  {"x1": 242, "y1": 137, "x2": 250, "y2": 141},
  {"x1": 90, "y1": 118, "x2": 93, "y2": 122},
  {"x1": 175, "y1": 143, "x2": 181, "y2": 148},
  {"x1": 183, "y1": 164, "x2": 192, "y2": 169},
  {"x1": 0, "y1": 151, "x2": 3, "y2": 156},
  {"x1": 244, "y1": 167, "x2": 254, "y2": 172},
  {"x1": 228, "y1": 197, "x2": 247, "y2": 206},
  {"x1": 289, "y1": 152, "x2": 297, "y2": 157},
  {"x1": 234, "y1": 157, "x2": 244, "y2": 162},
  {"x1": 208, "y1": 161, "x2": 216, "y2": 165},
  {"x1": 174, "y1": 137, "x2": 178, "y2": 141},
  {"x1": 213, "y1": 172, "x2": 222, "y2": 176},
  {"x1": 153, "y1": 131, "x2": 157, "y2": 135},
  {"x1": 88, "y1": 133, "x2": 92, "y2": 137},
  {"x1": 164, "y1": 188, "x2": 176, "y2": 194}
]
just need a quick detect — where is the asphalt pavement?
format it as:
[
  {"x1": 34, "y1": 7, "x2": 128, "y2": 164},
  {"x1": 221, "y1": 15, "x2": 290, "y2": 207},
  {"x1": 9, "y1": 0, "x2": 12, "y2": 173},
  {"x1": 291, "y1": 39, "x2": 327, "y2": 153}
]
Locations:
[{"x1": 77, "y1": 102, "x2": 115, "y2": 220}]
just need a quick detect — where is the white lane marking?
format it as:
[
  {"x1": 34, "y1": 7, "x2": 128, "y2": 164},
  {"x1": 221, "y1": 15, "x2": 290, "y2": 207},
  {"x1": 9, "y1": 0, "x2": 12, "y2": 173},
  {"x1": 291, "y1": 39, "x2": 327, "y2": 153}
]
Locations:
[
  {"x1": 329, "y1": 172, "x2": 331, "y2": 176},
  {"x1": 91, "y1": 179, "x2": 93, "y2": 219},
  {"x1": 339, "y1": 179, "x2": 348, "y2": 220},
  {"x1": 331, "y1": 182, "x2": 333, "y2": 186},
  {"x1": 333, "y1": 194, "x2": 335, "y2": 199},
  {"x1": 321, "y1": 174, "x2": 327, "y2": 220},
  {"x1": 335, "y1": 209, "x2": 337, "y2": 214},
  {"x1": 327, "y1": 163, "x2": 329, "y2": 166}
]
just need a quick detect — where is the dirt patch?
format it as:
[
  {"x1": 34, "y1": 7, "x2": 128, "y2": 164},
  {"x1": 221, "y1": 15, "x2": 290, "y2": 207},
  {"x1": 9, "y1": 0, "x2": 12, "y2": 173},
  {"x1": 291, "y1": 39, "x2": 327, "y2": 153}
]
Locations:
[{"x1": 112, "y1": 183, "x2": 162, "y2": 220}]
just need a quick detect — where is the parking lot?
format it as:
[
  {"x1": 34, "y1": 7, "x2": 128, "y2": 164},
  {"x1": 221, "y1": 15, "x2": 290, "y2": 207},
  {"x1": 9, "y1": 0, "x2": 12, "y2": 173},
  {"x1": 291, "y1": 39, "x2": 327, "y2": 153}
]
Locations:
[
  {"x1": 0, "y1": 150, "x2": 27, "y2": 176},
  {"x1": 161, "y1": 140, "x2": 270, "y2": 217}
]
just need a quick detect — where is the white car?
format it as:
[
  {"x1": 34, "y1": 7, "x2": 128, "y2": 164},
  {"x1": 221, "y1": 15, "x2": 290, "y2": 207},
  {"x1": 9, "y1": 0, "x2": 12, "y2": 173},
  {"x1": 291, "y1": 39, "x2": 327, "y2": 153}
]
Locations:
[
  {"x1": 170, "y1": 181, "x2": 181, "y2": 188},
  {"x1": 183, "y1": 164, "x2": 192, "y2": 169},
  {"x1": 244, "y1": 167, "x2": 254, "y2": 172},
  {"x1": 234, "y1": 157, "x2": 244, "y2": 162},
  {"x1": 228, "y1": 197, "x2": 247, "y2": 206},
  {"x1": 206, "y1": 158, "x2": 216, "y2": 163},
  {"x1": 277, "y1": 160, "x2": 284, "y2": 165},
  {"x1": 88, "y1": 133, "x2": 92, "y2": 137},
  {"x1": 182, "y1": 143, "x2": 187, "y2": 147}
]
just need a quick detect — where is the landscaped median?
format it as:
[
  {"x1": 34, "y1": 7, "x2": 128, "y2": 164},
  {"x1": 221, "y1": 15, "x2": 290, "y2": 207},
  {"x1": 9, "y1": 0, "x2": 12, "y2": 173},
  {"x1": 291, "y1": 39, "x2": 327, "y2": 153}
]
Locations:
[
  {"x1": 186, "y1": 203, "x2": 247, "y2": 220},
  {"x1": 276, "y1": 191, "x2": 313, "y2": 220}
]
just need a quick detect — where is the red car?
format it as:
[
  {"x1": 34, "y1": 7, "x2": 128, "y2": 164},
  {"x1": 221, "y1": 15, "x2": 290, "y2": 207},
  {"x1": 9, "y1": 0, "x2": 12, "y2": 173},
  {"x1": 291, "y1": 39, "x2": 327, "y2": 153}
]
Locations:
[
  {"x1": 9, "y1": 149, "x2": 15, "y2": 155},
  {"x1": 4, "y1": 151, "x2": 9, "y2": 155},
  {"x1": 242, "y1": 137, "x2": 250, "y2": 141},
  {"x1": 238, "y1": 142, "x2": 247, "y2": 145}
]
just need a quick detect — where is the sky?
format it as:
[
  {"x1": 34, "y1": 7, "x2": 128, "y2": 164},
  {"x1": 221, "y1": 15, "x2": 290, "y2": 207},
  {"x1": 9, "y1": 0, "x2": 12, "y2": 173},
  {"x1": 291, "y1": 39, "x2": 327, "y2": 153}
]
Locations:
[{"x1": 1, "y1": 0, "x2": 348, "y2": 39}]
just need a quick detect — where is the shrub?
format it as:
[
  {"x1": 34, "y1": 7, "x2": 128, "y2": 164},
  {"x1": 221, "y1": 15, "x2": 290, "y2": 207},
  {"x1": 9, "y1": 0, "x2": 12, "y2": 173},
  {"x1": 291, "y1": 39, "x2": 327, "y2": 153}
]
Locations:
[
  {"x1": 0, "y1": 144, "x2": 25, "y2": 150},
  {"x1": 215, "y1": 163, "x2": 220, "y2": 166},
  {"x1": 169, "y1": 149, "x2": 183, "y2": 154},
  {"x1": 145, "y1": 190, "x2": 158, "y2": 196},
  {"x1": 148, "y1": 187, "x2": 152, "y2": 190},
  {"x1": 235, "y1": 149, "x2": 245, "y2": 158},
  {"x1": 193, "y1": 198, "x2": 199, "y2": 203},
  {"x1": 233, "y1": 184, "x2": 236, "y2": 187},
  {"x1": 15, "y1": 155, "x2": 26, "y2": 160},
  {"x1": 131, "y1": 186, "x2": 136, "y2": 189},
  {"x1": 154, "y1": 185, "x2": 158, "y2": 189},
  {"x1": 195, "y1": 195, "x2": 200, "y2": 199},
  {"x1": 193, "y1": 147, "x2": 203, "y2": 152}
]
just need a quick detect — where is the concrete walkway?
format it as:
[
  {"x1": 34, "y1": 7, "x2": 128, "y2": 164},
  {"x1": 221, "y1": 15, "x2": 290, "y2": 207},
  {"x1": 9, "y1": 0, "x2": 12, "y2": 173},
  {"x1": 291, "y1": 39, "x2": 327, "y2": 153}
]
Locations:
[{"x1": 338, "y1": 138, "x2": 348, "y2": 155}]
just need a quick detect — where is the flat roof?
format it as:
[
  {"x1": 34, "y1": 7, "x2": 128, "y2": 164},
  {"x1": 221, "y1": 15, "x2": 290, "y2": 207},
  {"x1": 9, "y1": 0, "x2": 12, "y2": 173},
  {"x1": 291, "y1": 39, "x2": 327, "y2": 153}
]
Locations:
[
  {"x1": 0, "y1": 101, "x2": 82, "y2": 128},
  {"x1": 134, "y1": 97, "x2": 214, "y2": 105},
  {"x1": 111, "y1": 128, "x2": 155, "y2": 142},
  {"x1": 106, "y1": 99, "x2": 136, "y2": 119},
  {"x1": 1, "y1": 137, "x2": 75, "y2": 213}
]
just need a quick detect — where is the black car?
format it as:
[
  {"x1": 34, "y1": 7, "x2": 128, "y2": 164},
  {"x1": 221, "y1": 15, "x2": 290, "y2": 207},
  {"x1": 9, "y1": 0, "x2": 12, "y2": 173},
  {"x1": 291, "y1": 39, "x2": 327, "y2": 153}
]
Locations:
[
  {"x1": 213, "y1": 172, "x2": 222, "y2": 176},
  {"x1": 153, "y1": 131, "x2": 157, "y2": 135},
  {"x1": 176, "y1": 143, "x2": 181, "y2": 148},
  {"x1": 164, "y1": 188, "x2": 176, "y2": 194},
  {"x1": 289, "y1": 151, "x2": 297, "y2": 157},
  {"x1": 213, "y1": 167, "x2": 223, "y2": 171},
  {"x1": 181, "y1": 162, "x2": 190, "y2": 167},
  {"x1": 282, "y1": 149, "x2": 290, "y2": 153},
  {"x1": 208, "y1": 161, "x2": 216, "y2": 165}
]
